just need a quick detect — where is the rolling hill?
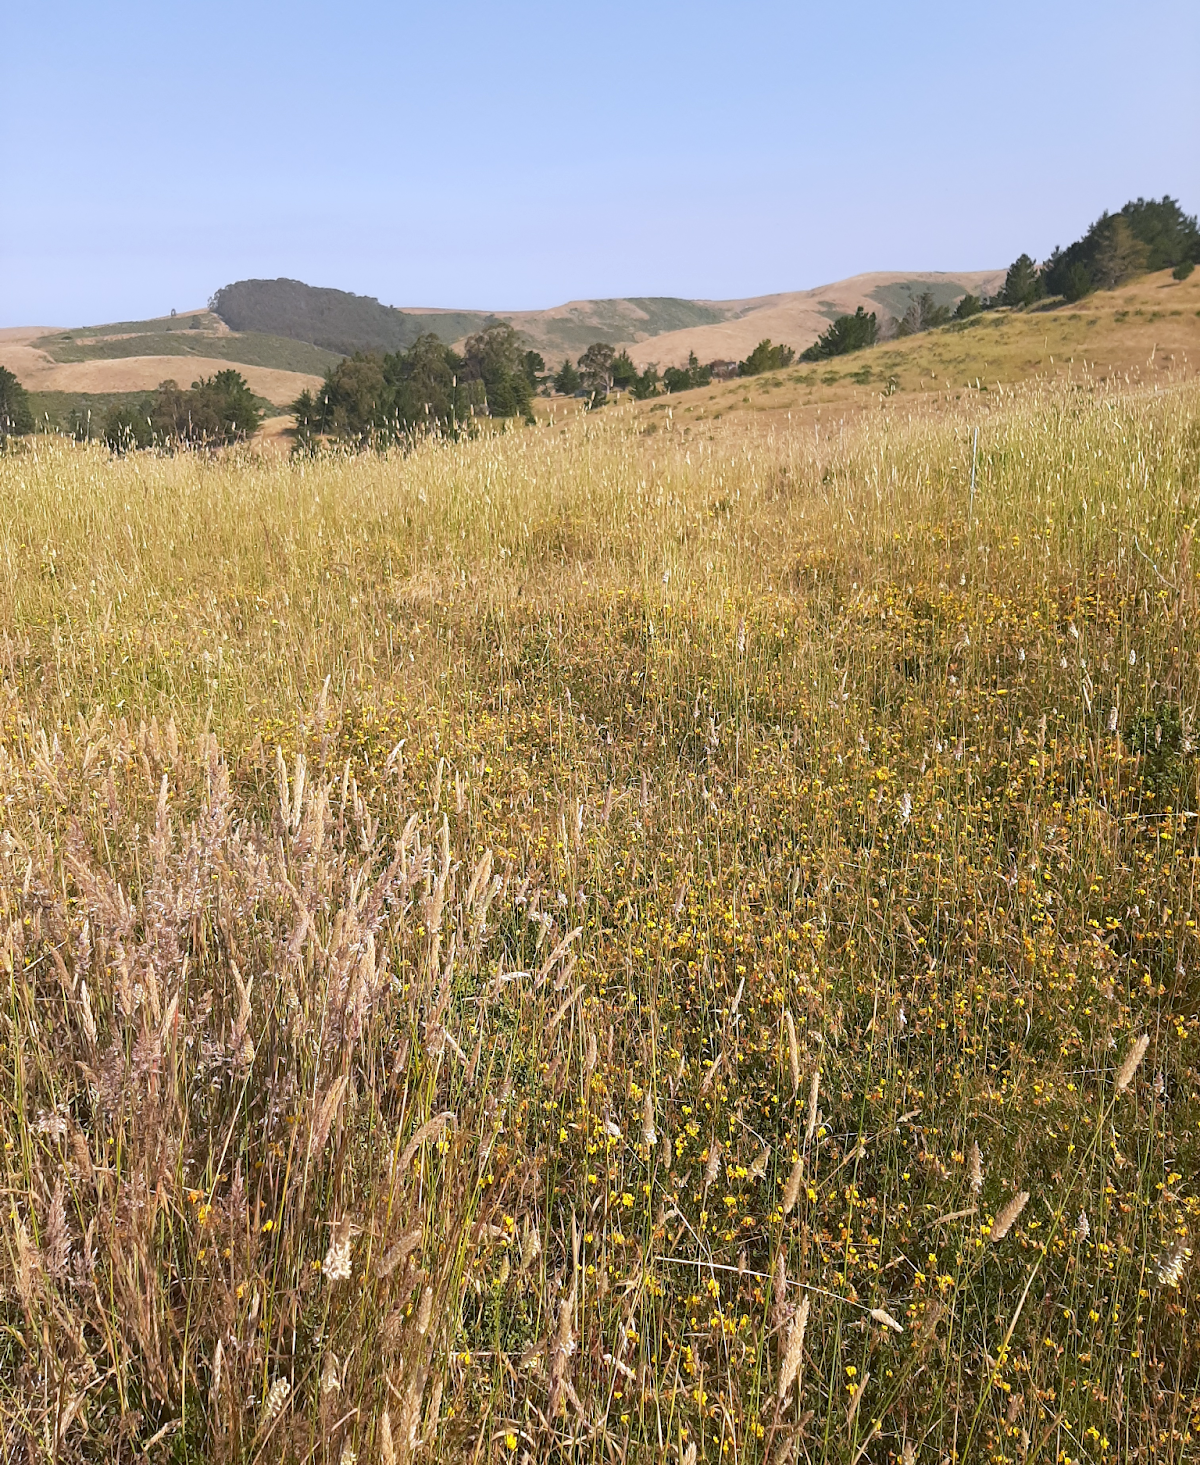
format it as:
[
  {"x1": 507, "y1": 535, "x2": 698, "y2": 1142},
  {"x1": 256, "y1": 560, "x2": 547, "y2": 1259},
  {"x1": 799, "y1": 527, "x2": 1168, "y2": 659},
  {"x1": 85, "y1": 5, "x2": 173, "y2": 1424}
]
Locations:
[
  {"x1": 206, "y1": 272, "x2": 1005, "y2": 367},
  {"x1": 0, "y1": 266, "x2": 1005, "y2": 416}
]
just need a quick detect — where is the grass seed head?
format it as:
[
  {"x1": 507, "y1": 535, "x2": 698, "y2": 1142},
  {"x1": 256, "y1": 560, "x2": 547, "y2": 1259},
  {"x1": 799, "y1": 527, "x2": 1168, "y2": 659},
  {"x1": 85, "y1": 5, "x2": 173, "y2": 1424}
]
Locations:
[{"x1": 990, "y1": 1191, "x2": 1031, "y2": 1243}]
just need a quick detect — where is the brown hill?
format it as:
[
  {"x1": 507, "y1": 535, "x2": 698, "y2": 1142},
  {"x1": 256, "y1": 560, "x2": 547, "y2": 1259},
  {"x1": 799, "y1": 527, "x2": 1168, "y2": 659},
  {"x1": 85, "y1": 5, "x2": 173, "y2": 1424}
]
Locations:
[{"x1": 618, "y1": 270, "x2": 1006, "y2": 369}]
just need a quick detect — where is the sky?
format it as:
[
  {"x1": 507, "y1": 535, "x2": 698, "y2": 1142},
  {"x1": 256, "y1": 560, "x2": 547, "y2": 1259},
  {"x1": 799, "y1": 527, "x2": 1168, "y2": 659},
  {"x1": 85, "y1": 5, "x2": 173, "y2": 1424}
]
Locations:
[{"x1": 3, "y1": 0, "x2": 1198, "y2": 327}]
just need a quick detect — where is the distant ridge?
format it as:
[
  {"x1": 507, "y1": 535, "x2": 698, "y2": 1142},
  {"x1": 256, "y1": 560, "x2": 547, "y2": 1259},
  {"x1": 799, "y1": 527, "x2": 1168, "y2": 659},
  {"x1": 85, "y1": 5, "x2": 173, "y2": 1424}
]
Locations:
[{"x1": 209, "y1": 272, "x2": 1006, "y2": 369}]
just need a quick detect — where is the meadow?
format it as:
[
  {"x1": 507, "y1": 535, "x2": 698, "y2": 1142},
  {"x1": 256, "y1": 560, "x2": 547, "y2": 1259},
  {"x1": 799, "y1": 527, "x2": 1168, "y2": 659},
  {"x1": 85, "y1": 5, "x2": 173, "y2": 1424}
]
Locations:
[{"x1": 2, "y1": 372, "x2": 1199, "y2": 1465}]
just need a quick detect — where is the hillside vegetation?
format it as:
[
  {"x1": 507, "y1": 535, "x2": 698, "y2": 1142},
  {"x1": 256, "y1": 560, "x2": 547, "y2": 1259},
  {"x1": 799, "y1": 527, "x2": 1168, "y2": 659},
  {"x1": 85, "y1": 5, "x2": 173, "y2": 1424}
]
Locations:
[{"x1": 2, "y1": 362, "x2": 1199, "y2": 1463}]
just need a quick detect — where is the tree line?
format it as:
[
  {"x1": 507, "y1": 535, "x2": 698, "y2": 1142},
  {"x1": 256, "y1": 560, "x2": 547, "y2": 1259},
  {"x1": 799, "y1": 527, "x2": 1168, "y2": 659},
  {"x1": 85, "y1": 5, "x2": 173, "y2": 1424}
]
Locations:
[
  {"x1": 291, "y1": 323, "x2": 542, "y2": 446},
  {"x1": 1, "y1": 365, "x2": 264, "y2": 450},
  {"x1": 999, "y1": 196, "x2": 1198, "y2": 307}
]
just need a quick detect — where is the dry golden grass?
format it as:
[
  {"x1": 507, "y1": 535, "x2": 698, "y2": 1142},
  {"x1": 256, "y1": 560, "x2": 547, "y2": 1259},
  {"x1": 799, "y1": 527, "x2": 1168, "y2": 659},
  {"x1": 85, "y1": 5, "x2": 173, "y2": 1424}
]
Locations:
[
  {"x1": 646, "y1": 266, "x2": 1200, "y2": 437},
  {"x1": 2, "y1": 367, "x2": 1200, "y2": 1463}
]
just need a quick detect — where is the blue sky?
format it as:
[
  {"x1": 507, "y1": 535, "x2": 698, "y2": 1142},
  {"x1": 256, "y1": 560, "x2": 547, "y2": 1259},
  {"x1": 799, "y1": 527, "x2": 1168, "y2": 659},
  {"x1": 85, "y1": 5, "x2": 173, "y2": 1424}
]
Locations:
[{"x1": 3, "y1": 0, "x2": 1197, "y2": 326}]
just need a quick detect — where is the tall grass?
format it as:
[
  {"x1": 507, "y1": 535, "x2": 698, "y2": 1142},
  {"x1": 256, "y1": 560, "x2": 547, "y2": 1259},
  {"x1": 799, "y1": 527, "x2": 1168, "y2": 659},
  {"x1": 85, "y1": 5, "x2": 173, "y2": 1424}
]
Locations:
[{"x1": 3, "y1": 377, "x2": 1200, "y2": 1462}]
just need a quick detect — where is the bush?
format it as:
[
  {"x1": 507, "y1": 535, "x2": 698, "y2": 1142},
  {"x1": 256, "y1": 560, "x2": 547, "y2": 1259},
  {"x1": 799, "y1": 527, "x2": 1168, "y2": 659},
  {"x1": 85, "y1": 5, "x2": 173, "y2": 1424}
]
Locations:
[
  {"x1": 739, "y1": 339, "x2": 795, "y2": 376},
  {"x1": 955, "y1": 293, "x2": 982, "y2": 320},
  {"x1": 1174, "y1": 260, "x2": 1195, "y2": 282},
  {"x1": 632, "y1": 365, "x2": 660, "y2": 400},
  {"x1": 663, "y1": 352, "x2": 712, "y2": 393},
  {"x1": 896, "y1": 291, "x2": 952, "y2": 337},
  {"x1": 103, "y1": 404, "x2": 153, "y2": 453},
  {"x1": 799, "y1": 309, "x2": 877, "y2": 362}
]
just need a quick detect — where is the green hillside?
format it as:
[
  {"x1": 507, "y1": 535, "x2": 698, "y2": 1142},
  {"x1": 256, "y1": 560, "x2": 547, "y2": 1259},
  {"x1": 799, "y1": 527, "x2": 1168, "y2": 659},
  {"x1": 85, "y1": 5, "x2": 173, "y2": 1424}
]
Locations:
[
  {"x1": 210, "y1": 278, "x2": 492, "y2": 356},
  {"x1": 37, "y1": 328, "x2": 340, "y2": 376}
]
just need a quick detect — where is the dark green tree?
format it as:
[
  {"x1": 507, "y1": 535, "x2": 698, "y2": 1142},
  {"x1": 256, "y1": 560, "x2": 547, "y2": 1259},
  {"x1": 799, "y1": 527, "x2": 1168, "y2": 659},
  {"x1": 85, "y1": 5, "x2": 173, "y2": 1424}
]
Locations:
[
  {"x1": 954, "y1": 293, "x2": 982, "y2": 319},
  {"x1": 1001, "y1": 254, "x2": 1044, "y2": 307},
  {"x1": 799, "y1": 310, "x2": 877, "y2": 362},
  {"x1": 553, "y1": 359, "x2": 581, "y2": 395},
  {"x1": 0, "y1": 366, "x2": 34, "y2": 440},
  {"x1": 738, "y1": 339, "x2": 796, "y2": 375},
  {"x1": 1090, "y1": 215, "x2": 1149, "y2": 289},
  {"x1": 610, "y1": 350, "x2": 639, "y2": 391},
  {"x1": 103, "y1": 403, "x2": 153, "y2": 452},
  {"x1": 1175, "y1": 260, "x2": 1196, "y2": 282},
  {"x1": 577, "y1": 342, "x2": 616, "y2": 398},
  {"x1": 385, "y1": 333, "x2": 465, "y2": 432},
  {"x1": 1119, "y1": 196, "x2": 1200, "y2": 271},
  {"x1": 193, "y1": 369, "x2": 263, "y2": 439},
  {"x1": 632, "y1": 365, "x2": 660, "y2": 400},
  {"x1": 521, "y1": 350, "x2": 546, "y2": 391},
  {"x1": 461, "y1": 323, "x2": 534, "y2": 421}
]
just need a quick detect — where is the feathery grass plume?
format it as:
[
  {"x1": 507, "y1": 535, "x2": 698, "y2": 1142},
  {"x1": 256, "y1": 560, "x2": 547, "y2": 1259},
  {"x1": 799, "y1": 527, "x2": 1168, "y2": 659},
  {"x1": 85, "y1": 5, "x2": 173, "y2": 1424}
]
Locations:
[
  {"x1": 338, "y1": 1445, "x2": 357, "y2": 1465},
  {"x1": 262, "y1": 1377, "x2": 290, "y2": 1424},
  {"x1": 778, "y1": 1295, "x2": 809, "y2": 1401},
  {"x1": 703, "y1": 1137, "x2": 722, "y2": 1189},
  {"x1": 375, "y1": 1225, "x2": 423, "y2": 1280},
  {"x1": 415, "y1": 1283, "x2": 433, "y2": 1334},
  {"x1": 968, "y1": 1141, "x2": 983, "y2": 1196},
  {"x1": 990, "y1": 1191, "x2": 1030, "y2": 1242},
  {"x1": 320, "y1": 1352, "x2": 341, "y2": 1395},
  {"x1": 784, "y1": 1009, "x2": 801, "y2": 1093},
  {"x1": 804, "y1": 1068, "x2": 820, "y2": 1145},
  {"x1": 310, "y1": 1074, "x2": 349, "y2": 1159},
  {"x1": 378, "y1": 1409, "x2": 396, "y2": 1465},
  {"x1": 519, "y1": 1217, "x2": 541, "y2": 1275},
  {"x1": 1115, "y1": 1034, "x2": 1150, "y2": 1093},
  {"x1": 323, "y1": 1217, "x2": 354, "y2": 1282},
  {"x1": 749, "y1": 1143, "x2": 771, "y2": 1181},
  {"x1": 423, "y1": 1376, "x2": 443, "y2": 1444},
  {"x1": 1156, "y1": 1234, "x2": 1190, "y2": 1288},
  {"x1": 846, "y1": 1371, "x2": 870, "y2": 1432},
  {"x1": 210, "y1": 1339, "x2": 223, "y2": 1414},
  {"x1": 642, "y1": 1088, "x2": 657, "y2": 1147},
  {"x1": 42, "y1": 1179, "x2": 69, "y2": 1280},
  {"x1": 771, "y1": 1251, "x2": 790, "y2": 1331},
  {"x1": 1076, "y1": 1209, "x2": 1091, "y2": 1242},
  {"x1": 782, "y1": 1151, "x2": 804, "y2": 1215},
  {"x1": 870, "y1": 1307, "x2": 904, "y2": 1333},
  {"x1": 547, "y1": 1295, "x2": 576, "y2": 1417},
  {"x1": 398, "y1": 1111, "x2": 457, "y2": 1171},
  {"x1": 681, "y1": 1444, "x2": 697, "y2": 1465}
]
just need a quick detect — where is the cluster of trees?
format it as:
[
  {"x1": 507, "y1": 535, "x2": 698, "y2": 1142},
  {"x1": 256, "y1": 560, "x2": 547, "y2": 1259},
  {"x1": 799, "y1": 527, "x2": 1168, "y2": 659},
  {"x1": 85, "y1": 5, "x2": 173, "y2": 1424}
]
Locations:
[
  {"x1": 1001, "y1": 196, "x2": 1199, "y2": 307},
  {"x1": 549, "y1": 338, "x2": 801, "y2": 404},
  {"x1": 551, "y1": 344, "x2": 666, "y2": 403},
  {"x1": 103, "y1": 371, "x2": 263, "y2": 451},
  {"x1": 293, "y1": 323, "x2": 541, "y2": 446},
  {"x1": 0, "y1": 367, "x2": 34, "y2": 442}
]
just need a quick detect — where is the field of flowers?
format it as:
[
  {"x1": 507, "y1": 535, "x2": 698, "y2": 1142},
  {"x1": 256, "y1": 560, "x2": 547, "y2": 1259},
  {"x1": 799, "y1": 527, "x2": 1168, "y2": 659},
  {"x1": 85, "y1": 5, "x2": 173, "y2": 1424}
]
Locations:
[{"x1": 2, "y1": 377, "x2": 1199, "y2": 1464}]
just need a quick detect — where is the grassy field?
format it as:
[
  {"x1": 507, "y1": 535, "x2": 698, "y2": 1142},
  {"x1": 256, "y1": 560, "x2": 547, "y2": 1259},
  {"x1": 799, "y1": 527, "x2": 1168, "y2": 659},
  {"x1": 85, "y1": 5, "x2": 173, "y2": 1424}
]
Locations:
[
  {"x1": 2, "y1": 369, "x2": 1200, "y2": 1464},
  {"x1": 661, "y1": 268, "x2": 1200, "y2": 435}
]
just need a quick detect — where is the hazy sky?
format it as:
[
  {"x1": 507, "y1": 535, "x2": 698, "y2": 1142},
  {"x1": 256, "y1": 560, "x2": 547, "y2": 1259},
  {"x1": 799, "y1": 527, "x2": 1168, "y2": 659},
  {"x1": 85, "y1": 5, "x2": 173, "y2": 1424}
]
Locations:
[{"x1": 3, "y1": 0, "x2": 1197, "y2": 326}]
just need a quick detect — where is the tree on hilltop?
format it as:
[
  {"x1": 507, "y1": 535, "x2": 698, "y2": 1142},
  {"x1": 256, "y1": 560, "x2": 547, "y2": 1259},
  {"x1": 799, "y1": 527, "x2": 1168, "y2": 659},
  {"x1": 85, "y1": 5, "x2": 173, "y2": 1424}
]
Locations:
[{"x1": 1001, "y1": 254, "x2": 1044, "y2": 308}]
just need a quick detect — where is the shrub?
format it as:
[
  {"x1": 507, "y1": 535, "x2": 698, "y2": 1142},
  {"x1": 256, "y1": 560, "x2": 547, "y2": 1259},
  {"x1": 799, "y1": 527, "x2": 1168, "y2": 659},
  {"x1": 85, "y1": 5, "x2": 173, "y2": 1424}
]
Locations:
[
  {"x1": 739, "y1": 339, "x2": 795, "y2": 375},
  {"x1": 799, "y1": 309, "x2": 877, "y2": 362}
]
